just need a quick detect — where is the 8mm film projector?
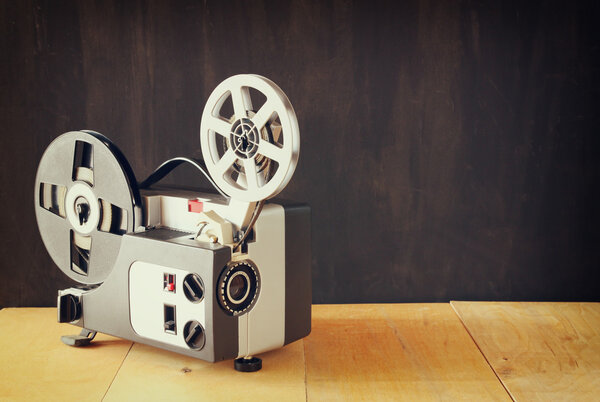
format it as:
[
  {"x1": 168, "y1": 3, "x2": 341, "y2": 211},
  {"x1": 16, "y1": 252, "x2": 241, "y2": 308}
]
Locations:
[{"x1": 34, "y1": 75, "x2": 311, "y2": 372}]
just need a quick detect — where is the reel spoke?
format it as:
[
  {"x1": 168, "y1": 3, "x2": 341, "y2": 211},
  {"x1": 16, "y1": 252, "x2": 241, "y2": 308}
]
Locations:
[
  {"x1": 35, "y1": 144, "x2": 76, "y2": 190},
  {"x1": 42, "y1": 207, "x2": 71, "y2": 225},
  {"x1": 251, "y1": 102, "x2": 275, "y2": 131},
  {"x1": 231, "y1": 86, "x2": 252, "y2": 118},
  {"x1": 87, "y1": 229, "x2": 122, "y2": 276},
  {"x1": 215, "y1": 149, "x2": 237, "y2": 177},
  {"x1": 37, "y1": 204, "x2": 75, "y2": 277},
  {"x1": 92, "y1": 174, "x2": 127, "y2": 211},
  {"x1": 258, "y1": 141, "x2": 284, "y2": 163},
  {"x1": 206, "y1": 115, "x2": 231, "y2": 137},
  {"x1": 40, "y1": 207, "x2": 68, "y2": 225},
  {"x1": 242, "y1": 158, "x2": 259, "y2": 191}
]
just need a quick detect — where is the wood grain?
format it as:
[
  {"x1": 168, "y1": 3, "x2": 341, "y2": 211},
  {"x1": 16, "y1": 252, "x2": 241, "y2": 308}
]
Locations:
[
  {"x1": 103, "y1": 340, "x2": 306, "y2": 401},
  {"x1": 304, "y1": 304, "x2": 510, "y2": 401},
  {"x1": 0, "y1": 308, "x2": 132, "y2": 401},
  {"x1": 452, "y1": 302, "x2": 600, "y2": 401},
  {"x1": 4, "y1": 304, "x2": 599, "y2": 401}
]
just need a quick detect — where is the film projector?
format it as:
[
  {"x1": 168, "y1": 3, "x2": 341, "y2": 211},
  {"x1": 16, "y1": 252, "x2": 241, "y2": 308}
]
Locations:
[{"x1": 34, "y1": 75, "x2": 311, "y2": 372}]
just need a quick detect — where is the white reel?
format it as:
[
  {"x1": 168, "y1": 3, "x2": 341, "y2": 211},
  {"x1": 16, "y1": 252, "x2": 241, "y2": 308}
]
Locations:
[{"x1": 200, "y1": 75, "x2": 300, "y2": 202}]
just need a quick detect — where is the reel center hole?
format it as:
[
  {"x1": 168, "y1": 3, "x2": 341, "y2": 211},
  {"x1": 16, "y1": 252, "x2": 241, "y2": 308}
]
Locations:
[
  {"x1": 230, "y1": 118, "x2": 259, "y2": 159},
  {"x1": 74, "y1": 196, "x2": 91, "y2": 226}
]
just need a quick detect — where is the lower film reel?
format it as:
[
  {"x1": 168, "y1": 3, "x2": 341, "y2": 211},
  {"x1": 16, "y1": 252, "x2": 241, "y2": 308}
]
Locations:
[{"x1": 34, "y1": 131, "x2": 141, "y2": 285}]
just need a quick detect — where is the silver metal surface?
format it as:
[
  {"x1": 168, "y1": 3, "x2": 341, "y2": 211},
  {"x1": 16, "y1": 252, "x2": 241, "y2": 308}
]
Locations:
[{"x1": 34, "y1": 131, "x2": 141, "y2": 284}]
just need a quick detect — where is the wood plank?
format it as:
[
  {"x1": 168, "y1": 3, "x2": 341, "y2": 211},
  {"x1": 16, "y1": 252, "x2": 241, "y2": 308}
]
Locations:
[
  {"x1": 451, "y1": 302, "x2": 600, "y2": 401},
  {"x1": 0, "y1": 308, "x2": 132, "y2": 401},
  {"x1": 304, "y1": 304, "x2": 510, "y2": 401},
  {"x1": 103, "y1": 340, "x2": 306, "y2": 401}
]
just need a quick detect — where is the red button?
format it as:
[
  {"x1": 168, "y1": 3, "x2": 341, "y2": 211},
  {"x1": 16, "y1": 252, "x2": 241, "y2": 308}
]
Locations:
[
  {"x1": 188, "y1": 200, "x2": 203, "y2": 213},
  {"x1": 168, "y1": 283, "x2": 175, "y2": 291}
]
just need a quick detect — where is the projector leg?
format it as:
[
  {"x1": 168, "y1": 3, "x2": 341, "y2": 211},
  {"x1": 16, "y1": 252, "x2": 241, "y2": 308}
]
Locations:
[
  {"x1": 61, "y1": 328, "x2": 97, "y2": 347},
  {"x1": 234, "y1": 356, "x2": 262, "y2": 372}
]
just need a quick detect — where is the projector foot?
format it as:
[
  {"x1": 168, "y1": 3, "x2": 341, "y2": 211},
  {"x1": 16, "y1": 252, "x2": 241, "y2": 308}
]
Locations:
[{"x1": 234, "y1": 356, "x2": 262, "y2": 372}]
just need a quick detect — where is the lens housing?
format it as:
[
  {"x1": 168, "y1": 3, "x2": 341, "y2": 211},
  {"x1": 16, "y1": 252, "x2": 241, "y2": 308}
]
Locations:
[{"x1": 217, "y1": 260, "x2": 260, "y2": 316}]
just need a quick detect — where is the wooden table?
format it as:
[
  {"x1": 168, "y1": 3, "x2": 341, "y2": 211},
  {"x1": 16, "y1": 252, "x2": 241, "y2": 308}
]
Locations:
[{"x1": 0, "y1": 303, "x2": 598, "y2": 401}]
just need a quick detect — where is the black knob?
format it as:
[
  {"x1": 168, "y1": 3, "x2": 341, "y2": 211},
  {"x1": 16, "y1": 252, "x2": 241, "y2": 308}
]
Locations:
[
  {"x1": 58, "y1": 294, "x2": 81, "y2": 323},
  {"x1": 183, "y1": 320, "x2": 205, "y2": 350},
  {"x1": 183, "y1": 274, "x2": 204, "y2": 303}
]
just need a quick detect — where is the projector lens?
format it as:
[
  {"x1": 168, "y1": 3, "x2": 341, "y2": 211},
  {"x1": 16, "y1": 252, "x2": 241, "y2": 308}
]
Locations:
[{"x1": 217, "y1": 260, "x2": 260, "y2": 316}]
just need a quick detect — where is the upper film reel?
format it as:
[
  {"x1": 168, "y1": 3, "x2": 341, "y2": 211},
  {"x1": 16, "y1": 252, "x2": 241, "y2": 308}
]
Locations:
[
  {"x1": 200, "y1": 75, "x2": 300, "y2": 202},
  {"x1": 34, "y1": 131, "x2": 141, "y2": 285}
]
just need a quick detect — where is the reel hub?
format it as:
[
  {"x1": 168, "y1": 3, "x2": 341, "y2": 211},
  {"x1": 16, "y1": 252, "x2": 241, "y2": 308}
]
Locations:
[
  {"x1": 65, "y1": 183, "x2": 100, "y2": 235},
  {"x1": 230, "y1": 118, "x2": 260, "y2": 159}
]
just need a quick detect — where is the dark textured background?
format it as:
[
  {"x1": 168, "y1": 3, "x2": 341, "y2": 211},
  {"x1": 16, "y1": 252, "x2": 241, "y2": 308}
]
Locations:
[{"x1": 1, "y1": 0, "x2": 599, "y2": 306}]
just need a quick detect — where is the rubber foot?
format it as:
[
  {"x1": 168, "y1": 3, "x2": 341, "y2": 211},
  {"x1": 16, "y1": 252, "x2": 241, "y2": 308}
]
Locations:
[{"x1": 234, "y1": 357, "x2": 262, "y2": 372}]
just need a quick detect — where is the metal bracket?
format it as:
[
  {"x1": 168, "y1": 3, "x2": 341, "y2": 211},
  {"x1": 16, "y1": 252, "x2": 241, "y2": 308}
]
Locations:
[{"x1": 61, "y1": 328, "x2": 97, "y2": 347}]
